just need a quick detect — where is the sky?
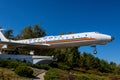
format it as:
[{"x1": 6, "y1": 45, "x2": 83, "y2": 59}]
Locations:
[{"x1": 0, "y1": 0, "x2": 120, "y2": 63}]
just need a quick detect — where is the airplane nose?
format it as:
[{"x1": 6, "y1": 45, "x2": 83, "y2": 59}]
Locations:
[{"x1": 111, "y1": 36, "x2": 115, "y2": 41}]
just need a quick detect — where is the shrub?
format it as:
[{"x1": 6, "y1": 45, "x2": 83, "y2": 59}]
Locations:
[
  {"x1": 15, "y1": 66, "x2": 33, "y2": 77},
  {"x1": 44, "y1": 68, "x2": 60, "y2": 80},
  {"x1": 32, "y1": 64, "x2": 51, "y2": 70},
  {"x1": 7, "y1": 61, "x2": 19, "y2": 69},
  {"x1": 44, "y1": 68, "x2": 68, "y2": 80},
  {"x1": 57, "y1": 63, "x2": 70, "y2": 70},
  {"x1": 0, "y1": 59, "x2": 9, "y2": 67},
  {"x1": 39, "y1": 64, "x2": 51, "y2": 70}
]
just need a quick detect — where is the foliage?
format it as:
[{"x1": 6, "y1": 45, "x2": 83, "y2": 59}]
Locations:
[
  {"x1": 0, "y1": 59, "x2": 34, "y2": 78},
  {"x1": 74, "y1": 72, "x2": 110, "y2": 80},
  {"x1": 49, "y1": 47, "x2": 80, "y2": 68},
  {"x1": 55, "y1": 62, "x2": 70, "y2": 70},
  {"x1": 16, "y1": 24, "x2": 46, "y2": 39},
  {"x1": 7, "y1": 60, "x2": 20, "y2": 69},
  {"x1": 15, "y1": 66, "x2": 33, "y2": 77},
  {"x1": 32, "y1": 64, "x2": 51, "y2": 70},
  {"x1": 49, "y1": 51, "x2": 120, "y2": 76},
  {"x1": 0, "y1": 59, "x2": 27, "y2": 69},
  {"x1": 20, "y1": 26, "x2": 33, "y2": 39},
  {"x1": 45, "y1": 68, "x2": 111, "y2": 80},
  {"x1": 4, "y1": 29, "x2": 14, "y2": 39},
  {"x1": 4, "y1": 24, "x2": 46, "y2": 40},
  {"x1": 0, "y1": 59, "x2": 9, "y2": 67},
  {"x1": 44, "y1": 68, "x2": 68, "y2": 80},
  {"x1": 32, "y1": 24, "x2": 46, "y2": 38},
  {"x1": 0, "y1": 67, "x2": 31, "y2": 80}
]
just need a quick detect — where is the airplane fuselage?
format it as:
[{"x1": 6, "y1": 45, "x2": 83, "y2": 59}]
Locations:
[
  {"x1": 0, "y1": 30, "x2": 114, "y2": 54},
  {"x1": 12, "y1": 32, "x2": 113, "y2": 48}
]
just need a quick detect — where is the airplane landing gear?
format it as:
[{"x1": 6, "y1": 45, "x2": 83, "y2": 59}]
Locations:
[{"x1": 91, "y1": 45, "x2": 97, "y2": 54}]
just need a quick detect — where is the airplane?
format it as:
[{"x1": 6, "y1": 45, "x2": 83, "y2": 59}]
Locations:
[{"x1": 0, "y1": 29, "x2": 114, "y2": 54}]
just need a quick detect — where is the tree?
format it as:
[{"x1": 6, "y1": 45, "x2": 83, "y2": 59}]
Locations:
[
  {"x1": 4, "y1": 29, "x2": 14, "y2": 39},
  {"x1": 80, "y1": 53, "x2": 93, "y2": 69},
  {"x1": 68, "y1": 32, "x2": 74, "y2": 34},
  {"x1": 16, "y1": 24, "x2": 46, "y2": 39},
  {"x1": 33, "y1": 24, "x2": 46, "y2": 38},
  {"x1": 52, "y1": 47, "x2": 80, "y2": 68},
  {"x1": 98, "y1": 59, "x2": 110, "y2": 73},
  {"x1": 21, "y1": 26, "x2": 33, "y2": 39},
  {"x1": 109, "y1": 62, "x2": 116, "y2": 73},
  {"x1": 67, "y1": 47, "x2": 80, "y2": 67}
]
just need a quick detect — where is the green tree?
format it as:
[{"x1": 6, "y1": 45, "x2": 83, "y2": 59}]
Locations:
[
  {"x1": 4, "y1": 29, "x2": 14, "y2": 39},
  {"x1": 52, "y1": 47, "x2": 80, "y2": 68},
  {"x1": 98, "y1": 59, "x2": 110, "y2": 73},
  {"x1": 92, "y1": 57, "x2": 101, "y2": 69},
  {"x1": 21, "y1": 26, "x2": 33, "y2": 39},
  {"x1": 109, "y1": 62, "x2": 116, "y2": 72},
  {"x1": 33, "y1": 24, "x2": 46, "y2": 38},
  {"x1": 81, "y1": 53, "x2": 93, "y2": 69},
  {"x1": 67, "y1": 47, "x2": 80, "y2": 67},
  {"x1": 16, "y1": 24, "x2": 46, "y2": 39},
  {"x1": 68, "y1": 32, "x2": 74, "y2": 34},
  {"x1": 80, "y1": 53, "x2": 101, "y2": 70}
]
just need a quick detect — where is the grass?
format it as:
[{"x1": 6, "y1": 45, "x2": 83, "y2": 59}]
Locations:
[
  {"x1": 73, "y1": 72, "x2": 110, "y2": 80},
  {"x1": 44, "y1": 68, "x2": 68, "y2": 80},
  {"x1": 0, "y1": 67, "x2": 47, "y2": 80},
  {"x1": 44, "y1": 68, "x2": 120, "y2": 80},
  {"x1": 0, "y1": 67, "x2": 32, "y2": 80}
]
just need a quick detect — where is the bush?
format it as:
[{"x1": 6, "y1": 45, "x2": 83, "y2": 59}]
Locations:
[
  {"x1": 7, "y1": 61, "x2": 19, "y2": 69},
  {"x1": 44, "y1": 68, "x2": 60, "y2": 80},
  {"x1": 32, "y1": 64, "x2": 51, "y2": 70},
  {"x1": 39, "y1": 64, "x2": 51, "y2": 70},
  {"x1": 44, "y1": 68, "x2": 68, "y2": 80},
  {"x1": 0, "y1": 59, "x2": 8, "y2": 67},
  {"x1": 57, "y1": 63, "x2": 70, "y2": 70},
  {"x1": 15, "y1": 66, "x2": 33, "y2": 77}
]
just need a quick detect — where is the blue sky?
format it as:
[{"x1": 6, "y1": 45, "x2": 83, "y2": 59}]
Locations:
[{"x1": 0, "y1": 0, "x2": 120, "y2": 63}]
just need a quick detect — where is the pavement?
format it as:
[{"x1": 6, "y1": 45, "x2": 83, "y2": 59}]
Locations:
[{"x1": 33, "y1": 70, "x2": 46, "y2": 80}]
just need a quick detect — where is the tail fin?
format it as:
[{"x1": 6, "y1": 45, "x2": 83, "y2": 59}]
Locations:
[{"x1": 0, "y1": 29, "x2": 9, "y2": 41}]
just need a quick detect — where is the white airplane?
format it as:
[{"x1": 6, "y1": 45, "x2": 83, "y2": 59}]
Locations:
[{"x1": 0, "y1": 29, "x2": 114, "y2": 54}]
